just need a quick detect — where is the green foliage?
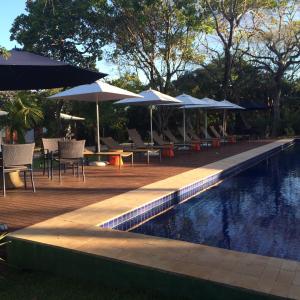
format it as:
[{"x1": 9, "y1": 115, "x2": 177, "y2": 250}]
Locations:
[
  {"x1": 100, "y1": 74, "x2": 145, "y2": 140},
  {"x1": 109, "y1": 73, "x2": 145, "y2": 93},
  {"x1": 0, "y1": 233, "x2": 7, "y2": 262},
  {"x1": 0, "y1": 47, "x2": 10, "y2": 59},
  {"x1": 105, "y1": 0, "x2": 206, "y2": 92},
  {"x1": 8, "y1": 0, "x2": 300, "y2": 138},
  {"x1": 244, "y1": 0, "x2": 300, "y2": 136},
  {"x1": 0, "y1": 91, "x2": 43, "y2": 143},
  {"x1": 10, "y1": 0, "x2": 108, "y2": 68}
]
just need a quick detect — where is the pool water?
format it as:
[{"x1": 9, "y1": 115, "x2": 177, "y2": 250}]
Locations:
[{"x1": 132, "y1": 144, "x2": 300, "y2": 261}]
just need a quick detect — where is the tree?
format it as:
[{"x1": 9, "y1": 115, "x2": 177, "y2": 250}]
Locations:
[
  {"x1": 10, "y1": 0, "x2": 206, "y2": 133},
  {"x1": 100, "y1": 0, "x2": 207, "y2": 132},
  {"x1": 202, "y1": 0, "x2": 270, "y2": 99},
  {"x1": 105, "y1": 0, "x2": 205, "y2": 93},
  {"x1": 10, "y1": 0, "x2": 107, "y2": 68},
  {"x1": 245, "y1": 0, "x2": 300, "y2": 136},
  {"x1": 174, "y1": 59, "x2": 274, "y2": 136},
  {"x1": 0, "y1": 91, "x2": 43, "y2": 143},
  {"x1": 0, "y1": 47, "x2": 9, "y2": 58}
]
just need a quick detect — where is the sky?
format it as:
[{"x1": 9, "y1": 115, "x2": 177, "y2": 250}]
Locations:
[
  {"x1": 0, "y1": 1, "x2": 117, "y2": 78},
  {"x1": 0, "y1": 1, "x2": 26, "y2": 50}
]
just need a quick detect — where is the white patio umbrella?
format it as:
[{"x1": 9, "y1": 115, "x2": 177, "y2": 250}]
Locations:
[
  {"x1": 219, "y1": 100, "x2": 244, "y2": 136},
  {"x1": 183, "y1": 98, "x2": 231, "y2": 138},
  {"x1": 115, "y1": 89, "x2": 180, "y2": 144},
  {"x1": 60, "y1": 113, "x2": 85, "y2": 140},
  {"x1": 60, "y1": 113, "x2": 85, "y2": 121},
  {"x1": 173, "y1": 94, "x2": 216, "y2": 146},
  {"x1": 49, "y1": 80, "x2": 142, "y2": 154},
  {"x1": 0, "y1": 110, "x2": 8, "y2": 116}
]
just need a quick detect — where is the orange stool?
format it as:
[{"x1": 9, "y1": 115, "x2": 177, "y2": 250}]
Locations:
[
  {"x1": 162, "y1": 145, "x2": 174, "y2": 158},
  {"x1": 228, "y1": 136, "x2": 236, "y2": 144},
  {"x1": 212, "y1": 139, "x2": 220, "y2": 148},
  {"x1": 191, "y1": 142, "x2": 201, "y2": 151},
  {"x1": 109, "y1": 155, "x2": 123, "y2": 166}
]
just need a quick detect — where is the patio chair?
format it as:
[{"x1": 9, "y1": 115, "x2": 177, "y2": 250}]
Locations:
[
  {"x1": 57, "y1": 140, "x2": 86, "y2": 182},
  {"x1": 42, "y1": 138, "x2": 64, "y2": 178},
  {"x1": 1, "y1": 143, "x2": 35, "y2": 197}
]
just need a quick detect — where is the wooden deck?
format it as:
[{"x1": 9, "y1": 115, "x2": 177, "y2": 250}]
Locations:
[{"x1": 1, "y1": 141, "x2": 270, "y2": 232}]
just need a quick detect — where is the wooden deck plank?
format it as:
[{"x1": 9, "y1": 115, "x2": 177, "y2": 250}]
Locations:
[{"x1": 1, "y1": 141, "x2": 270, "y2": 232}]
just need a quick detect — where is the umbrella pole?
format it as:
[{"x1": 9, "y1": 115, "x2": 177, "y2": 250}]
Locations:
[
  {"x1": 150, "y1": 106, "x2": 153, "y2": 144},
  {"x1": 205, "y1": 110, "x2": 208, "y2": 138},
  {"x1": 96, "y1": 99, "x2": 101, "y2": 153},
  {"x1": 222, "y1": 109, "x2": 226, "y2": 137},
  {"x1": 183, "y1": 108, "x2": 186, "y2": 146}
]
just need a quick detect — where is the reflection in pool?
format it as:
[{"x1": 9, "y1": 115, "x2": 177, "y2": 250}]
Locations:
[{"x1": 132, "y1": 145, "x2": 300, "y2": 261}]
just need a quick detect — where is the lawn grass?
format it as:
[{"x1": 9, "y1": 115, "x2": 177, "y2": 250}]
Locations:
[{"x1": 0, "y1": 263, "x2": 178, "y2": 300}]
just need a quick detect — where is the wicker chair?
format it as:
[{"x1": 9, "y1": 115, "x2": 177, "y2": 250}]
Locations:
[
  {"x1": 42, "y1": 138, "x2": 64, "y2": 178},
  {"x1": 1, "y1": 143, "x2": 35, "y2": 196},
  {"x1": 57, "y1": 140, "x2": 86, "y2": 182}
]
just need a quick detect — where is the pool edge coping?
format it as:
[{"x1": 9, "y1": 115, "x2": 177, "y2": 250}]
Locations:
[{"x1": 8, "y1": 138, "x2": 300, "y2": 300}]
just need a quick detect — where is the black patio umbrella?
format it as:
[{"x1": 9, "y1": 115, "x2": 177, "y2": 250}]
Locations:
[{"x1": 0, "y1": 49, "x2": 107, "y2": 91}]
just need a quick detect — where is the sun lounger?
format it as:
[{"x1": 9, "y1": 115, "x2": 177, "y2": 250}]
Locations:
[
  {"x1": 177, "y1": 127, "x2": 196, "y2": 143},
  {"x1": 177, "y1": 127, "x2": 203, "y2": 151},
  {"x1": 163, "y1": 129, "x2": 181, "y2": 144},
  {"x1": 181, "y1": 126, "x2": 220, "y2": 148},
  {"x1": 101, "y1": 137, "x2": 129, "y2": 151},
  {"x1": 200, "y1": 126, "x2": 212, "y2": 139},
  {"x1": 218, "y1": 125, "x2": 250, "y2": 142},
  {"x1": 163, "y1": 129, "x2": 192, "y2": 149},
  {"x1": 152, "y1": 130, "x2": 174, "y2": 147},
  {"x1": 218, "y1": 125, "x2": 236, "y2": 143},
  {"x1": 151, "y1": 130, "x2": 177, "y2": 157},
  {"x1": 102, "y1": 136, "x2": 161, "y2": 164},
  {"x1": 126, "y1": 129, "x2": 161, "y2": 163},
  {"x1": 187, "y1": 128, "x2": 220, "y2": 147},
  {"x1": 209, "y1": 126, "x2": 228, "y2": 143},
  {"x1": 127, "y1": 128, "x2": 149, "y2": 148}
]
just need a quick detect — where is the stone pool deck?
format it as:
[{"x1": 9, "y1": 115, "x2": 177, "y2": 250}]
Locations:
[{"x1": 7, "y1": 139, "x2": 300, "y2": 299}]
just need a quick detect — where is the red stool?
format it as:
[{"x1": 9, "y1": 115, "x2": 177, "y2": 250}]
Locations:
[
  {"x1": 191, "y1": 142, "x2": 201, "y2": 151},
  {"x1": 212, "y1": 139, "x2": 220, "y2": 148},
  {"x1": 162, "y1": 145, "x2": 175, "y2": 158},
  {"x1": 228, "y1": 136, "x2": 236, "y2": 144},
  {"x1": 109, "y1": 155, "x2": 123, "y2": 166}
]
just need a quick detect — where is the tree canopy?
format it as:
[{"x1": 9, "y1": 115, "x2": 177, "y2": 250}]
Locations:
[
  {"x1": 10, "y1": 0, "x2": 108, "y2": 68},
  {"x1": 5, "y1": 0, "x2": 300, "y2": 138}
]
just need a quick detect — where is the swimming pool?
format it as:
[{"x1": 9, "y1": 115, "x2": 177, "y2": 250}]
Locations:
[{"x1": 132, "y1": 144, "x2": 300, "y2": 261}]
